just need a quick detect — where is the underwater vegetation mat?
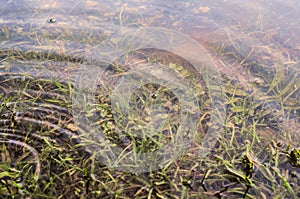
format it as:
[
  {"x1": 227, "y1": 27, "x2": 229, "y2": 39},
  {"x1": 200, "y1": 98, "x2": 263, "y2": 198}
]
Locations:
[
  {"x1": 0, "y1": 68, "x2": 88, "y2": 197},
  {"x1": 0, "y1": 26, "x2": 299, "y2": 199},
  {"x1": 72, "y1": 27, "x2": 226, "y2": 174}
]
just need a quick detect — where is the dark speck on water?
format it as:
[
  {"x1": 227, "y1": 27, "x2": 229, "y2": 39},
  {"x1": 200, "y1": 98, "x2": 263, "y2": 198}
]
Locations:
[{"x1": 48, "y1": 18, "x2": 56, "y2": 23}]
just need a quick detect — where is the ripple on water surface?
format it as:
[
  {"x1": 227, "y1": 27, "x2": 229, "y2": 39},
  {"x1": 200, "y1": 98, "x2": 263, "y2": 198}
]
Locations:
[{"x1": 0, "y1": 68, "x2": 83, "y2": 195}]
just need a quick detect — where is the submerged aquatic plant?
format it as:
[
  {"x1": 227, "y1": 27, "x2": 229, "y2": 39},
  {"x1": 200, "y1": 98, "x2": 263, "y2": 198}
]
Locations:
[{"x1": 287, "y1": 147, "x2": 300, "y2": 168}]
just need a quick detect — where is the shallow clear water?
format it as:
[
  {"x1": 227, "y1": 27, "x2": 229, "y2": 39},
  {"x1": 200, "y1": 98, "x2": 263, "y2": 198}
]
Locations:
[{"x1": 0, "y1": 0, "x2": 299, "y2": 198}]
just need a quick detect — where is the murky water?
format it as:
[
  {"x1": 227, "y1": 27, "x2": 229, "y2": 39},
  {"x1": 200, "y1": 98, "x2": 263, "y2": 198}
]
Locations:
[{"x1": 0, "y1": 0, "x2": 299, "y2": 198}]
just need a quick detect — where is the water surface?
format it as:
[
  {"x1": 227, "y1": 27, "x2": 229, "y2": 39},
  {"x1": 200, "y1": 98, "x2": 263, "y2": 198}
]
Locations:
[{"x1": 0, "y1": 0, "x2": 299, "y2": 198}]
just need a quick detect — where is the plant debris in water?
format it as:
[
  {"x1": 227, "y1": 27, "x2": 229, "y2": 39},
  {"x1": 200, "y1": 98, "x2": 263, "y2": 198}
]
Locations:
[{"x1": 0, "y1": 2, "x2": 299, "y2": 198}]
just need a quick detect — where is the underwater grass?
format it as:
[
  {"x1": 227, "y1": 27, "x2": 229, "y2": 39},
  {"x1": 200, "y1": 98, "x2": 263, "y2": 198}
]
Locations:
[{"x1": 0, "y1": 24, "x2": 299, "y2": 199}]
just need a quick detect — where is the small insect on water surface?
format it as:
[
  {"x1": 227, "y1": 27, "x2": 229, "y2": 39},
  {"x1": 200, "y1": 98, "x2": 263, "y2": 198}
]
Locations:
[{"x1": 48, "y1": 18, "x2": 56, "y2": 23}]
